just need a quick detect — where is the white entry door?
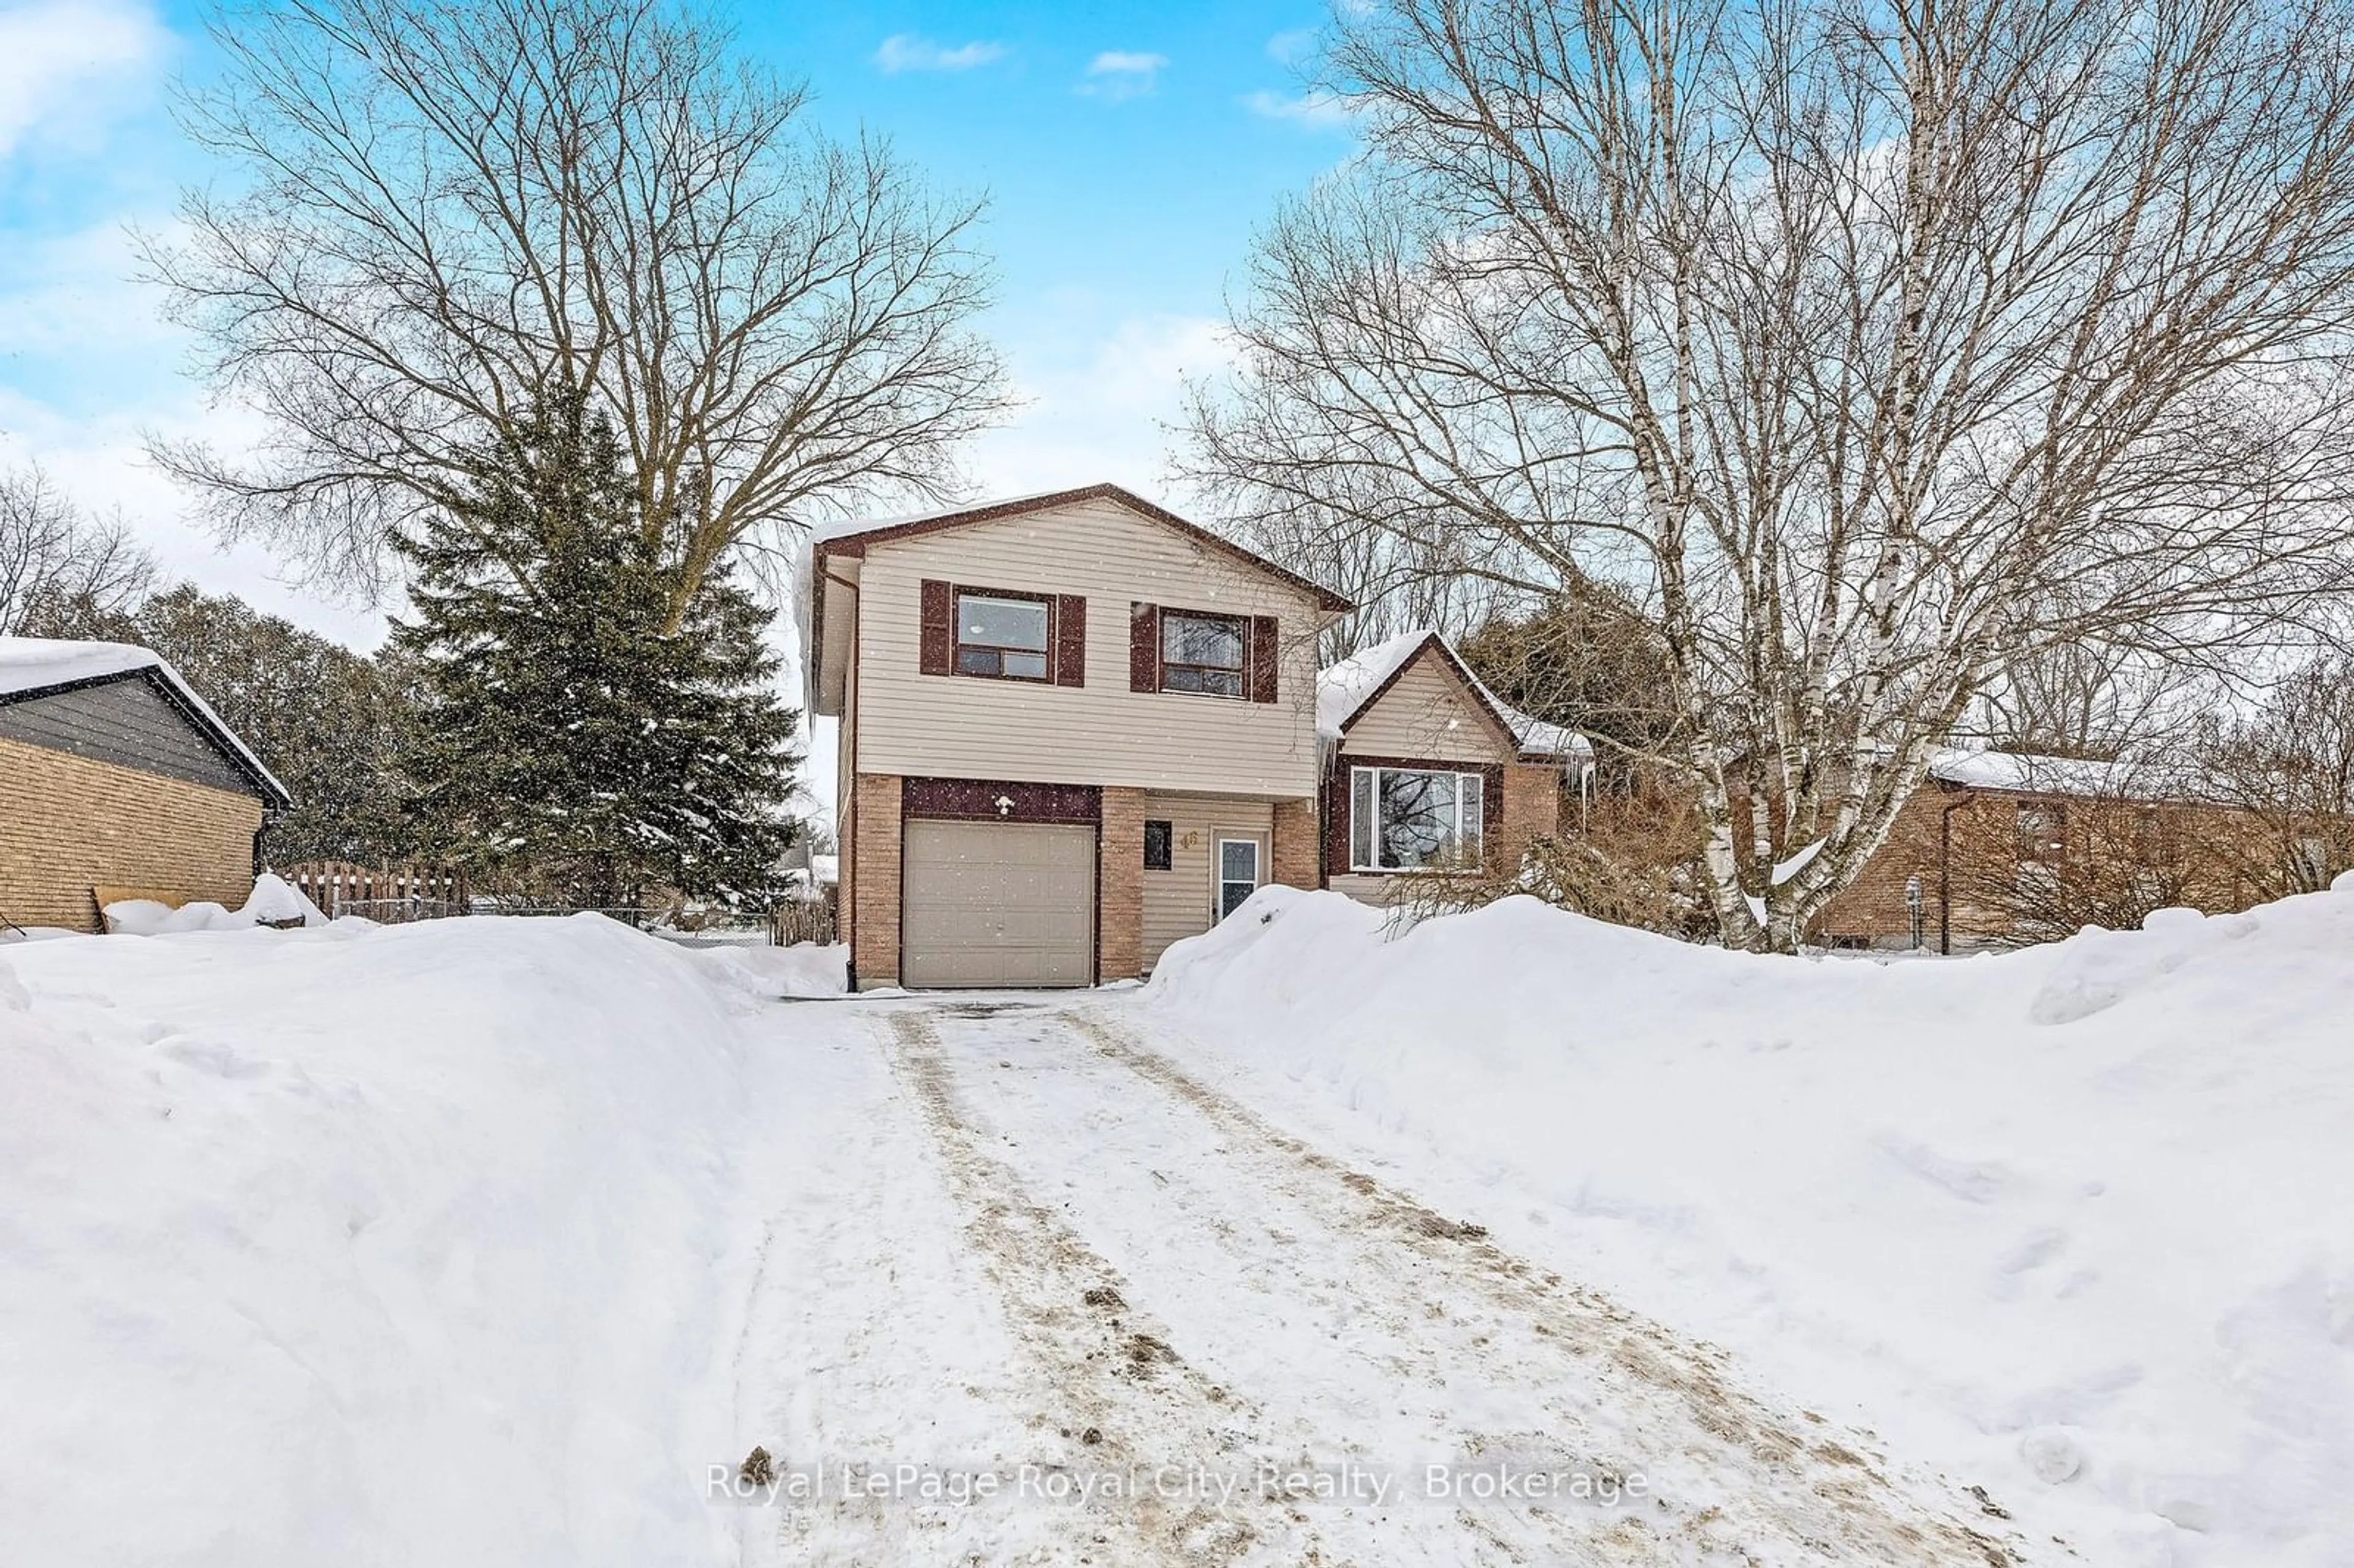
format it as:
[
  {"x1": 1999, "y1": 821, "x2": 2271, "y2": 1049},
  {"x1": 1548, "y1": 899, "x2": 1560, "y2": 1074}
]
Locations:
[{"x1": 1215, "y1": 836, "x2": 1261, "y2": 921}]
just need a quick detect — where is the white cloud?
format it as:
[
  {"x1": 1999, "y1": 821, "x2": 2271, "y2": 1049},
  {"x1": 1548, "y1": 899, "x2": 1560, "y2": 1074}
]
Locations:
[
  {"x1": 0, "y1": 387, "x2": 389, "y2": 647},
  {"x1": 0, "y1": 0, "x2": 167, "y2": 161},
  {"x1": 1078, "y1": 50, "x2": 1167, "y2": 101},
  {"x1": 960, "y1": 311, "x2": 1232, "y2": 498},
  {"x1": 1266, "y1": 27, "x2": 1318, "y2": 63},
  {"x1": 872, "y1": 34, "x2": 1008, "y2": 75},
  {"x1": 1244, "y1": 88, "x2": 1353, "y2": 131}
]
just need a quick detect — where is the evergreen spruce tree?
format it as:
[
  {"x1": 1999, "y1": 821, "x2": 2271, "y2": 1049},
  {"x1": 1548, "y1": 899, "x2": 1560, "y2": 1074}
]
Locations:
[{"x1": 391, "y1": 390, "x2": 800, "y2": 912}]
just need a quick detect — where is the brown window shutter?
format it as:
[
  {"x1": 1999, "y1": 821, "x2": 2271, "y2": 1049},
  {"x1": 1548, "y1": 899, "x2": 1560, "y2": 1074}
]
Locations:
[
  {"x1": 919, "y1": 579, "x2": 952, "y2": 675},
  {"x1": 1054, "y1": 595, "x2": 1086, "y2": 687},
  {"x1": 1129, "y1": 603, "x2": 1160, "y2": 692},
  {"x1": 1249, "y1": 615, "x2": 1279, "y2": 703}
]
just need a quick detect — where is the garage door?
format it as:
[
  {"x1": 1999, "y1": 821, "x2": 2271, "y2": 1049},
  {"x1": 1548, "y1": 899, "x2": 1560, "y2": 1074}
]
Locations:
[{"x1": 901, "y1": 820, "x2": 1096, "y2": 988}]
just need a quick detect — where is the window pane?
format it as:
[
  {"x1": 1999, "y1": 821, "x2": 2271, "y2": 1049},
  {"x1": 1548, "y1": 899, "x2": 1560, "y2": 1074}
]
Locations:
[
  {"x1": 1350, "y1": 769, "x2": 1374, "y2": 869},
  {"x1": 959, "y1": 595, "x2": 1048, "y2": 652},
  {"x1": 1144, "y1": 820, "x2": 1173, "y2": 871},
  {"x1": 1379, "y1": 769, "x2": 1457, "y2": 869},
  {"x1": 1221, "y1": 840, "x2": 1257, "y2": 880},
  {"x1": 1001, "y1": 651, "x2": 1046, "y2": 679},
  {"x1": 1162, "y1": 613, "x2": 1243, "y2": 669},
  {"x1": 1459, "y1": 772, "x2": 1484, "y2": 857}
]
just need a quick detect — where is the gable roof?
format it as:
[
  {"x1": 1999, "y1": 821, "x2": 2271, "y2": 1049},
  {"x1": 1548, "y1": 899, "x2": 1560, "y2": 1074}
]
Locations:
[
  {"x1": 1317, "y1": 629, "x2": 1591, "y2": 763},
  {"x1": 809, "y1": 483, "x2": 1354, "y2": 612},
  {"x1": 0, "y1": 637, "x2": 292, "y2": 806}
]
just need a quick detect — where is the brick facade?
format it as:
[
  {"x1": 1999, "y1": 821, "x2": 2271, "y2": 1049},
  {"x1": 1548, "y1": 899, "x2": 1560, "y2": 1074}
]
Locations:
[
  {"x1": 1270, "y1": 796, "x2": 1319, "y2": 889},
  {"x1": 1812, "y1": 782, "x2": 2282, "y2": 951},
  {"x1": 1810, "y1": 788, "x2": 1960, "y2": 950},
  {"x1": 848, "y1": 772, "x2": 903, "y2": 988},
  {"x1": 1495, "y1": 762, "x2": 1561, "y2": 874},
  {"x1": 0, "y1": 735, "x2": 264, "y2": 932},
  {"x1": 1098, "y1": 786, "x2": 1146, "y2": 980}
]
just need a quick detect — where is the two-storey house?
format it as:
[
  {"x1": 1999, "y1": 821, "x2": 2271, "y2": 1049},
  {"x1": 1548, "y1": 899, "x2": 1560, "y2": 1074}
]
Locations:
[{"x1": 806, "y1": 484, "x2": 1571, "y2": 989}]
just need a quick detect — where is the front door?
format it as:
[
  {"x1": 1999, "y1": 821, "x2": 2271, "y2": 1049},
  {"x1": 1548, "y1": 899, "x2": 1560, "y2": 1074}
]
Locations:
[{"x1": 1215, "y1": 836, "x2": 1261, "y2": 921}]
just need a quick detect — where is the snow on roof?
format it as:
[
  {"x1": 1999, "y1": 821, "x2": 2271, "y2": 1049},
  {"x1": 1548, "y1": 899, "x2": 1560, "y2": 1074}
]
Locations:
[
  {"x1": 0, "y1": 636, "x2": 291, "y2": 805},
  {"x1": 0, "y1": 636, "x2": 158, "y2": 697},
  {"x1": 1315, "y1": 630, "x2": 1431, "y2": 742},
  {"x1": 806, "y1": 489, "x2": 1077, "y2": 547},
  {"x1": 1495, "y1": 701, "x2": 1590, "y2": 763},
  {"x1": 1316, "y1": 629, "x2": 1593, "y2": 763},
  {"x1": 1927, "y1": 747, "x2": 2188, "y2": 800}
]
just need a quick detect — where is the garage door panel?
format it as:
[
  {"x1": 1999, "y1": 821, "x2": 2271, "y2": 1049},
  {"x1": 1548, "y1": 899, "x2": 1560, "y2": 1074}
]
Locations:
[{"x1": 902, "y1": 819, "x2": 1095, "y2": 988}]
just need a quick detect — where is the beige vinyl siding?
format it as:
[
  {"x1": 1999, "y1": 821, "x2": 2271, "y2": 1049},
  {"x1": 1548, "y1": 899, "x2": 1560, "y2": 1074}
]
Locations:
[
  {"x1": 1327, "y1": 872, "x2": 1406, "y2": 908},
  {"x1": 1141, "y1": 792, "x2": 1273, "y2": 970},
  {"x1": 851, "y1": 498, "x2": 1326, "y2": 795},
  {"x1": 1343, "y1": 655, "x2": 1516, "y2": 763}
]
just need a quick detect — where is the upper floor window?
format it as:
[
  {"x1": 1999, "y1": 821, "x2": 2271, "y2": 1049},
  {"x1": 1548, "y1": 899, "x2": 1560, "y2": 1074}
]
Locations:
[
  {"x1": 1161, "y1": 611, "x2": 1245, "y2": 697},
  {"x1": 956, "y1": 591, "x2": 1050, "y2": 681}
]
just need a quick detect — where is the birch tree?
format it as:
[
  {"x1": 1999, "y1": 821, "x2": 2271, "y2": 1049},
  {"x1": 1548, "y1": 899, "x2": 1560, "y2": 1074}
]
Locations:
[
  {"x1": 1184, "y1": 0, "x2": 2354, "y2": 950},
  {"x1": 145, "y1": 0, "x2": 1005, "y2": 617}
]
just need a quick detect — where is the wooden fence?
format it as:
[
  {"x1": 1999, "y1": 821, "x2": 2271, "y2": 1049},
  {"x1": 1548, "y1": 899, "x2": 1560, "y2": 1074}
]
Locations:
[
  {"x1": 770, "y1": 894, "x2": 838, "y2": 947},
  {"x1": 279, "y1": 862, "x2": 469, "y2": 922}
]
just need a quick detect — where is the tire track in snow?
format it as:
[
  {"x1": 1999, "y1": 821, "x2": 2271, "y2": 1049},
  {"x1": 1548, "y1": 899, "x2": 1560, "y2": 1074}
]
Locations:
[
  {"x1": 877, "y1": 1008, "x2": 1330, "y2": 1567},
  {"x1": 1053, "y1": 1005, "x2": 2028, "y2": 1567}
]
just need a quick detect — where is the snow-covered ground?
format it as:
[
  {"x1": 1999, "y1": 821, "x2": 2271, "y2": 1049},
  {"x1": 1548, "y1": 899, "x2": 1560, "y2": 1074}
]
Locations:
[
  {"x1": 0, "y1": 916, "x2": 790, "y2": 1564},
  {"x1": 5, "y1": 890, "x2": 2345, "y2": 1564},
  {"x1": 1142, "y1": 884, "x2": 2354, "y2": 1567}
]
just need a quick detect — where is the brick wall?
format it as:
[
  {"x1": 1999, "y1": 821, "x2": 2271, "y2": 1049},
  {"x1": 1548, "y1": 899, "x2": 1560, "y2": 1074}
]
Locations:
[
  {"x1": 848, "y1": 772, "x2": 902, "y2": 988},
  {"x1": 1270, "y1": 796, "x2": 1319, "y2": 889},
  {"x1": 0, "y1": 735, "x2": 265, "y2": 932},
  {"x1": 1494, "y1": 763, "x2": 1561, "y2": 875},
  {"x1": 1099, "y1": 786, "x2": 1145, "y2": 980},
  {"x1": 1811, "y1": 788, "x2": 1956, "y2": 949}
]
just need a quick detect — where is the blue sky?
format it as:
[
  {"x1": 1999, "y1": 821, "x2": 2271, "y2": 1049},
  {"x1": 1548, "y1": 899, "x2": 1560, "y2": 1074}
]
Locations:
[{"x1": 0, "y1": 0, "x2": 1351, "y2": 646}]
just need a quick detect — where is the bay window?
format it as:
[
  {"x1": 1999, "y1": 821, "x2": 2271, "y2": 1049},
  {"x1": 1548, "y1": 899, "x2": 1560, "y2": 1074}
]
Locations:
[{"x1": 1348, "y1": 766, "x2": 1487, "y2": 872}]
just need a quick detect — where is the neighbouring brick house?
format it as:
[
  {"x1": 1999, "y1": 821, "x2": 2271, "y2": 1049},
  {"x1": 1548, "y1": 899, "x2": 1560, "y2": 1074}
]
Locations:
[
  {"x1": 804, "y1": 485, "x2": 1582, "y2": 989},
  {"x1": 1, "y1": 637, "x2": 291, "y2": 934},
  {"x1": 1811, "y1": 748, "x2": 2276, "y2": 952}
]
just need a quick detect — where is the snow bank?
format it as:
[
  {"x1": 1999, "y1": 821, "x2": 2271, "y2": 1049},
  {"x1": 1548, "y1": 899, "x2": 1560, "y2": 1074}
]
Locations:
[
  {"x1": 102, "y1": 873, "x2": 329, "y2": 935},
  {"x1": 684, "y1": 940, "x2": 847, "y2": 1000},
  {"x1": 1143, "y1": 886, "x2": 2354, "y2": 1567},
  {"x1": 0, "y1": 915, "x2": 763, "y2": 1566}
]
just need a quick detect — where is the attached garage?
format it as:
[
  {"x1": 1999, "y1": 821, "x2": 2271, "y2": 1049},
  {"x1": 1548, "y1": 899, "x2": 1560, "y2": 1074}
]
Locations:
[{"x1": 901, "y1": 818, "x2": 1096, "y2": 988}]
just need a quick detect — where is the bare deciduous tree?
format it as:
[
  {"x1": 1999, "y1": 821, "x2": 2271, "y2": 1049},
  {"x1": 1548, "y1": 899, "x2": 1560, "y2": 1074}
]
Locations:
[
  {"x1": 145, "y1": 0, "x2": 1007, "y2": 615},
  {"x1": 0, "y1": 466, "x2": 156, "y2": 637},
  {"x1": 2195, "y1": 655, "x2": 2354, "y2": 893},
  {"x1": 1976, "y1": 641, "x2": 2204, "y2": 763},
  {"x1": 1184, "y1": 0, "x2": 2354, "y2": 950}
]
